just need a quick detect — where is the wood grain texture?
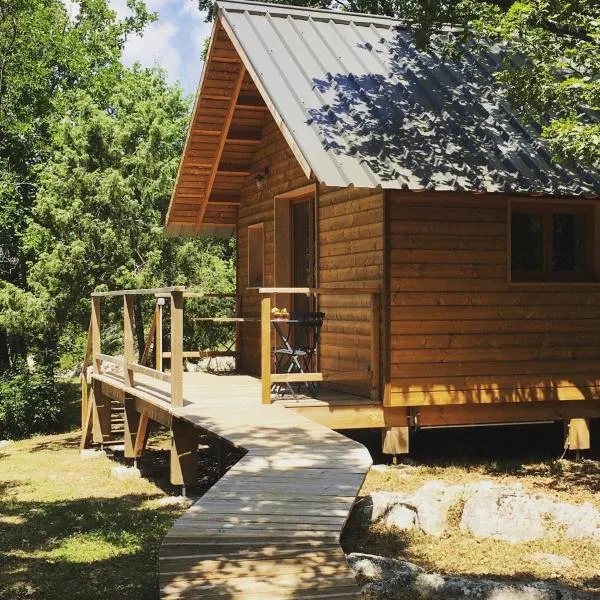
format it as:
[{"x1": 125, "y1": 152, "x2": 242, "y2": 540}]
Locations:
[{"x1": 388, "y1": 191, "x2": 600, "y2": 407}]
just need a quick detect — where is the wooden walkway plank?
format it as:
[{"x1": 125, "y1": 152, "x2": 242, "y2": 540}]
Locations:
[{"x1": 89, "y1": 370, "x2": 372, "y2": 599}]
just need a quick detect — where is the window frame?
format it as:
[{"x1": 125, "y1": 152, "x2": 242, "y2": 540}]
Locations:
[
  {"x1": 509, "y1": 201, "x2": 596, "y2": 283},
  {"x1": 247, "y1": 222, "x2": 265, "y2": 288}
]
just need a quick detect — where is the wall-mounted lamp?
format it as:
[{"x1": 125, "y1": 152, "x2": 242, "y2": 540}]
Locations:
[{"x1": 256, "y1": 166, "x2": 270, "y2": 190}]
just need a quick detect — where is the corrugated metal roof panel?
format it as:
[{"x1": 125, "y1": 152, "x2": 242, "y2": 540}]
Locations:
[{"x1": 217, "y1": 0, "x2": 600, "y2": 196}]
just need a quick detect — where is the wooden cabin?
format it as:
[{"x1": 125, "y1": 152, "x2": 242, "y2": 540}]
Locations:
[{"x1": 138, "y1": 0, "x2": 598, "y2": 455}]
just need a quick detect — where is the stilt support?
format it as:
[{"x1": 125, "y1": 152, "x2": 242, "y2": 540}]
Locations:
[
  {"x1": 123, "y1": 397, "x2": 141, "y2": 458},
  {"x1": 565, "y1": 418, "x2": 590, "y2": 452},
  {"x1": 92, "y1": 382, "x2": 112, "y2": 444},
  {"x1": 382, "y1": 426, "x2": 409, "y2": 455},
  {"x1": 133, "y1": 414, "x2": 151, "y2": 458},
  {"x1": 170, "y1": 417, "x2": 199, "y2": 487}
]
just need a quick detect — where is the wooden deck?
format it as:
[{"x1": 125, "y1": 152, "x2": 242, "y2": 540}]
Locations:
[{"x1": 90, "y1": 371, "x2": 372, "y2": 599}]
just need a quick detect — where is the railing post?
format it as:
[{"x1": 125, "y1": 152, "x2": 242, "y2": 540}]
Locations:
[
  {"x1": 171, "y1": 290, "x2": 184, "y2": 407},
  {"x1": 261, "y1": 294, "x2": 272, "y2": 404},
  {"x1": 370, "y1": 292, "x2": 381, "y2": 403},
  {"x1": 156, "y1": 298, "x2": 164, "y2": 372},
  {"x1": 91, "y1": 296, "x2": 101, "y2": 374},
  {"x1": 123, "y1": 294, "x2": 135, "y2": 387}
]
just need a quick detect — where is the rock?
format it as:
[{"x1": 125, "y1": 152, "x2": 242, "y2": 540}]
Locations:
[
  {"x1": 530, "y1": 553, "x2": 574, "y2": 569},
  {"x1": 346, "y1": 553, "x2": 423, "y2": 585},
  {"x1": 0, "y1": 440, "x2": 14, "y2": 449},
  {"x1": 384, "y1": 503, "x2": 418, "y2": 530},
  {"x1": 370, "y1": 464, "x2": 390, "y2": 474},
  {"x1": 80, "y1": 449, "x2": 107, "y2": 460},
  {"x1": 156, "y1": 495, "x2": 192, "y2": 507},
  {"x1": 353, "y1": 492, "x2": 406, "y2": 526},
  {"x1": 111, "y1": 466, "x2": 141, "y2": 480},
  {"x1": 460, "y1": 484, "x2": 546, "y2": 543},
  {"x1": 348, "y1": 553, "x2": 589, "y2": 600},
  {"x1": 407, "y1": 480, "x2": 463, "y2": 536},
  {"x1": 539, "y1": 499, "x2": 600, "y2": 542}
]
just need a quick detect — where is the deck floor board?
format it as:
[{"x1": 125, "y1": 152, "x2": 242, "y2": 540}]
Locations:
[{"x1": 90, "y1": 370, "x2": 372, "y2": 599}]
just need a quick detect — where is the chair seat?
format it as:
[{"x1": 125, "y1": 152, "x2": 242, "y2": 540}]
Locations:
[{"x1": 273, "y1": 348, "x2": 309, "y2": 356}]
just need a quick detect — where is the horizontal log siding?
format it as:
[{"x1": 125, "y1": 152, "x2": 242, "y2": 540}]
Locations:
[
  {"x1": 389, "y1": 191, "x2": 600, "y2": 406},
  {"x1": 318, "y1": 187, "x2": 385, "y2": 396},
  {"x1": 238, "y1": 117, "x2": 310, "y2": 374}
]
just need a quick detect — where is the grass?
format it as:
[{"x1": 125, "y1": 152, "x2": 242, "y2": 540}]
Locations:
[
  {"x1": 0, "y1": 380, "x2": 242, "y2": 600},
  {"x1": 343, "y1": 457, "x2": 600, "y2": 595}
]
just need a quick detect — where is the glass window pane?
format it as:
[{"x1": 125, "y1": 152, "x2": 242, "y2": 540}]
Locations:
[
  {"x1": 511, "y1": 212, "x2": 544, "y2": 272},
  {"x1": 552, "y1": 213, "x2": 587, "y2": 273}
]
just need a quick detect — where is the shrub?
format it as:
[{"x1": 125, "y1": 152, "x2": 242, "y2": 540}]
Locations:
[{"x1": 0, "y1": 364, "x2": 61, "y2": 439}]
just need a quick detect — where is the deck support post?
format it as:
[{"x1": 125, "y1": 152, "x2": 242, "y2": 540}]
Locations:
[
  {"x1": 370, "y1": 292, "x2": 381, "y2": 403},
  {"x1": 170, "y1": 417, "x2": 199, "y2": 487},
  {"x1": 91, "y1": 296, "x2": 101, "y2": 375},
  {"x1": 123, "y1": 396, "x2": 141, "y2": 458},
  {"x1": 382, "y1": 426, "x2": 409, "y2": 456},
  {"x1": 92, "y1": 381, "x2": 112, "y2": 444},
  {"x1": 565, "y1": 418, "x2": 590, "y2": 454},
  {"x1": 261, "y1": 295, "x2": 272, "y2": 404},
  {"x1": 133, "y1": 414, "x2": 151, "y2": 458},
  {"x1": 170, "y1": 291, "x2": 184, "y2": 407},
  {"x1": 123, "y1": 294, "x2": 135, "y2": 387}
]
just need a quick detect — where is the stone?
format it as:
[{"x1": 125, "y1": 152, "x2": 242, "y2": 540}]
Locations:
[
  {"x1": 348, "y1": 553, "x2": 589, "y2": 600},
  {"x1": 370, "y1": 464, "x2": 390, "y2": 474},
  {"x1": 460, "y1": 484, "x2": 546, "y2": 543},
  {"x1": 407, "y1": 480, "x2": 463, "y2": 536},
  {"x1": 539, "y1": 499, "x2": 600, "y2": 542},
  {"x1": 111, "y1": 465, "x2": 141, "y2": 480},
  {"x1": 0, "y1": 440, "x2": 14, "y2": 449},
  {"x1": 346, "y1": 553, "x2": 423, "y2": 585},
  {"x1": 80, "y1": 448, "x2": 107, "y2": 460},
  {"x1": 353, "y1": 492, "x2": 407, "y2": 526},
  {"x1": 384, "y1": 503, "x2": 418, "y2": 530},
  {"x1": 530, "y1": 553, "x2": 574, "y2": 570},
  {"x1": 156, "y1": 495, "x2": 192, "y2": 507}
]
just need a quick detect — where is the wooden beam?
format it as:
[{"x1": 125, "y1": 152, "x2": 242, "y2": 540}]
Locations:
[
  {"x1": 92, "y1": 381, "x2": 112, "y2": 444},
  {"x1": 170, "y1": 291, "x2": 184, "y2": 407},
  {"x1": 261, "y1": 295, "x2": 272, "y2": 405},
  {"x1": 370, "y1": 292, "x2": 381, "y2": 403},
  {"x1": 123, "y1": 295, "x2": 135, "y2": 387},
  {"x1": 133, "y1": 414, "x2": 151, "y2": 457},
  {"x1": 123, "y1": 396, "x2": 141, "y2": 459},
  {"x1": 170, "y1": 417, "x2": 199, "y2": 487},
  {"x1": 382, "y1": 427, "x2": 410, "y2": 455},
  {"x1": 140, "y1": 304, "x2": 158, "y2": 366},
  {"x1": 195, "y1": 65, "x2": 246, "y2": 232},
  {"x1": 91, "y1": 297, "x2": 101, "y2": 374}
]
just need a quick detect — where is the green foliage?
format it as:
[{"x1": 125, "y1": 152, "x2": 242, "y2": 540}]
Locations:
[{"x1": 0, "y1": 363, "x2": 61, "y2": 439}]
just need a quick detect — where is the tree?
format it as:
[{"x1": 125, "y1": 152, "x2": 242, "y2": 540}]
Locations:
[{"x1": 197, "y1": 0, "x2": 599, "y2": 168}]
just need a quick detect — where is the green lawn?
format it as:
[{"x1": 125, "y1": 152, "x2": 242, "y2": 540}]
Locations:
[{"x1": 0, "y1": 429, "x2": 189, "y2": 599}]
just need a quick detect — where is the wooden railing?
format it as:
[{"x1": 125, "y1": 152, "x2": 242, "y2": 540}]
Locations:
[
  {"x1": 258, "y1": 287, "x2": 381, "y2": 405},
  {"x1": 84, "y1": 287, "x2": 237, "y2": 408},
  {"x1": 81, "y1": 285, "x2": 380, "y2": 410}
]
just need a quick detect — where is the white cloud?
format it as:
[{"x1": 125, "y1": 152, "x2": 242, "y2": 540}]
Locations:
[{"x1": 124, "y1": 20, "x2": 181, "y2": 80}]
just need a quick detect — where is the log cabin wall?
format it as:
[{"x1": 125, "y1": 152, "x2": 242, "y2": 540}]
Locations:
[
  {"x1": 317, "y1": 186, "x2": 385, "y2": 397},
  {"x1": 388, "y1": 190, "x2": 600, "y2": 408},
  {"x1": 237, "y1": 115, "x2": 310, "y2": 374}
]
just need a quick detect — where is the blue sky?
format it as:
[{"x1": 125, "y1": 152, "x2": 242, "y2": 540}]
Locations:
[{"x1": 64, "y1": 0, "x2": 211, "y2": 94}]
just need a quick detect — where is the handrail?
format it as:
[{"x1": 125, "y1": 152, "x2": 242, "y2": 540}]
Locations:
[
  {"x1": 258, "y1": 286, "x2": 380, "y2": 295},
  {"x1": 91, "y1": 286, "x2": 186, "y2": 298}
]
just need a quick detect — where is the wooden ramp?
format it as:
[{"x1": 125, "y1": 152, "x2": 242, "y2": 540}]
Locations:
[{"x1": 161, "y1": 401, "x2": 371, "y2": 599}]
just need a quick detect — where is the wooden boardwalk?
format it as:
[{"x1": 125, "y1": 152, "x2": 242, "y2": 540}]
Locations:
[{"x1": 90, "y1": 371, "x2": 372, "y2": 599}]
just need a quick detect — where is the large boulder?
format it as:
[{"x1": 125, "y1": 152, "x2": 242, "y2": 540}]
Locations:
[
  {"x1": 356, "y1": 481, "x2": 462, "y2": 536},
  {"x1": 347, "y1": 553, "x2": 590, "y2": 600},
  {"x1": 459, "y1": 483, "x2": 546, "y2": 543},
  {"x1": 537, "y1": 498, "x2": 600, "y2": 542}
]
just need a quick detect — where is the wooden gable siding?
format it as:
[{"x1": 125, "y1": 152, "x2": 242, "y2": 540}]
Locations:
[
  {"x1": 238, "y1": 117, "x2": 311, "y2": 374},
  {"x1": 387, "y1": 191, "x2": 600, "y2": 407},
  {"x1": 318, "y1": 187, "x2": 385, "y2": 396}
]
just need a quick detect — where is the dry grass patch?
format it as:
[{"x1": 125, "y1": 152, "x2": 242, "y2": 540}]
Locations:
[{"x1": 343, "y1": 459, "x2": 600, "y2": 596}]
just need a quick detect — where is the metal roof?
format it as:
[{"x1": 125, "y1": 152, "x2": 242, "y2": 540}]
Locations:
[{"x1": 217, "y1": 0, "x2": 600, "y2": 196}]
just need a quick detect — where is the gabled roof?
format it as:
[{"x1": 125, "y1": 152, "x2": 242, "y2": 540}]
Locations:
[{"x1": 165, "y1": 0, "x2": 599, "y2": 235}]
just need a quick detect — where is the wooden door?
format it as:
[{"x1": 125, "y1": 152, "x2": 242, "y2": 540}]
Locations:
[{"x1": 292, "y1": 197, "x2": 314, "y2": 315}]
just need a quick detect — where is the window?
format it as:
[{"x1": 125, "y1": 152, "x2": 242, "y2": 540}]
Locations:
[
  {"x1": 248, "y1": 223, "x2": 264, "y2": 287},
  {"x1": 510, "y1": 203, "x2": 595, "y2": 281}
]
